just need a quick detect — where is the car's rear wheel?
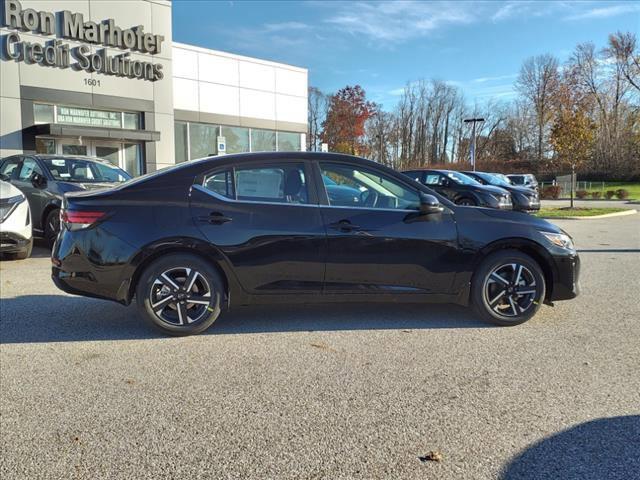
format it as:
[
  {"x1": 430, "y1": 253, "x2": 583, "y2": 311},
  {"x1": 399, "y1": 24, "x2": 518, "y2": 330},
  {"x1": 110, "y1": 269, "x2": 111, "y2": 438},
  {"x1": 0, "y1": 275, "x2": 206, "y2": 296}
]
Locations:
[
  {"x1": 44, "y1": 209, "x2": 60, "y2": 247},
  {"x1": 456, "y1": 197, "x2": 477, "y2": 206},
  {"x1": 136, "y1": 253, "x2": 224, "y2": 336},
  {"x1": 472, "y1": 250, "x2": 545, "y2": 326}
]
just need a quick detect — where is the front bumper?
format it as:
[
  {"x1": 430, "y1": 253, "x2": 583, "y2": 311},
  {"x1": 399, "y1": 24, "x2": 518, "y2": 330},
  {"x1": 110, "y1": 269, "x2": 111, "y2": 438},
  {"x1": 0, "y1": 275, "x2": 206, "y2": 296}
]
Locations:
[
  {"x1": 0, "y1": 232, "x2": 31, "y2": 254},
  {"x1": 549, "y1": 252, "x2": 580, "y2": 301}
]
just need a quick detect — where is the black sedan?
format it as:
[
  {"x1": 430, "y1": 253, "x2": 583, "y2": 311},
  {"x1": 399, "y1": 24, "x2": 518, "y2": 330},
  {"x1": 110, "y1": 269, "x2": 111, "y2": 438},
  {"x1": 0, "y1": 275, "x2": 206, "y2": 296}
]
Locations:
[
  {"x1": 52, "y1": 152, "x2": 579, "y2": 336},
  {"x1": 463, "y1": 171, "x2": 540, "y2": 212},
  {"x1": 402, "y1": 169, "x2": 512, "y2": 209},
  {"x1": 0, "y1": 154, "x2": 130, "y2": 245}
]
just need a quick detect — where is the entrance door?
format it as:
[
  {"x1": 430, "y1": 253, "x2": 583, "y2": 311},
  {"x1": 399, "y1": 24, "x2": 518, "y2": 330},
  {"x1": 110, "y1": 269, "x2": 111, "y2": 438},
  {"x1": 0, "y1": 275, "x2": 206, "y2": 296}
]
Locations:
[
  {"x1": 58, "y1": 138, "x2": 88, "y2": 156},
  {"x1": 55, "y1": 139, "x2": 142, "y2": 176},
  {"x1": 93, "y1": 141, "x2": 122, "y2": 167}
]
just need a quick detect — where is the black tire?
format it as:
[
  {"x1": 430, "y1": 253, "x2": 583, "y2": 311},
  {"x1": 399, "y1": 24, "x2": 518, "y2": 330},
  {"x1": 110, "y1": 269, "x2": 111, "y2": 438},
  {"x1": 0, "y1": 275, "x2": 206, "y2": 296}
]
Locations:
[
  {"x1": 135, "y1": 253, "x2": 224, "y2": 336},
  {"x1": 471, "y1": 250, "x2": 546, "y2": 326},
  {"x1": 456, "y1": 197, "x2": 477, "y2": 207},
  {"x1": 11, "y1": 238, "x2": 33, "y2": 260},
  {"x1": 44, "y1": 209, "x2": 60, "y2": 247}
]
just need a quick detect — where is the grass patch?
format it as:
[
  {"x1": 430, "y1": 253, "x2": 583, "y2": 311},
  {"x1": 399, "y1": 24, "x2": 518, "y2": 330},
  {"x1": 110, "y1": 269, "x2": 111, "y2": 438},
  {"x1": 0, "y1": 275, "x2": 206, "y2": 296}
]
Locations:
[
  {"x1": 584, "y1": 182, "x2": 640, "y2": 199},
  {"x1": 535, "y1": 207, "x2": 629, "y2": 218}
]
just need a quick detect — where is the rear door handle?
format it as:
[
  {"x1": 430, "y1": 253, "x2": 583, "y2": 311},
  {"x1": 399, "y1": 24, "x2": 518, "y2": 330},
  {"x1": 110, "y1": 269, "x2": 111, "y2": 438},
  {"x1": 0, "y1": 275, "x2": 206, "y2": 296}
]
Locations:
[
  {"x1": 198, "y1": 212, "x2": 232, "y2": 225},
  {"x1": 329, "y1": 220, "x2": 361, "y2": 232}
]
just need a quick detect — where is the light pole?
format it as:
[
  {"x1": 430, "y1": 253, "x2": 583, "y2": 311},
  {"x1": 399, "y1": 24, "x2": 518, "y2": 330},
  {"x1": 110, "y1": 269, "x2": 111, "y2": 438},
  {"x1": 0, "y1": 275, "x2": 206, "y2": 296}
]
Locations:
[{"x1": 464, "y1": 117, "x2": 484, "y2": 171}]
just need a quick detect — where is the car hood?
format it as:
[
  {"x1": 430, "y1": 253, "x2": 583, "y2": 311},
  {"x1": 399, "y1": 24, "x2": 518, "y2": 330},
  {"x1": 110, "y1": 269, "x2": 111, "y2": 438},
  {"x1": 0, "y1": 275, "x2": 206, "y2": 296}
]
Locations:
[
  {"x1": 478, "y1": 207, "x2": 562, "y2": 233},
  {"x1": 0, "y1": 180, "x2": 23, "y2": 199},
  {"x1": 502, "y1": 184, "x2": 537, "y2": 195}
]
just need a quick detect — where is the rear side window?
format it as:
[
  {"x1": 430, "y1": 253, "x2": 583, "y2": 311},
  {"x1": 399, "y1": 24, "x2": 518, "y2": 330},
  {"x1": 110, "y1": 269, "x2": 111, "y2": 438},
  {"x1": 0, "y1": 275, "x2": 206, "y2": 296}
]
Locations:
[
  {"x1": 18, "y1": 158, "x2": 43, "y2": 180},
  {"x1": 425, "y1": 174, "x2": 443, "y2": 185},
  {"x1": 202, "y1": 163, "x2": 309, "y2": 204},
  {"x1": 1, "y1": 157, "x2": 21, "y2": 178}
]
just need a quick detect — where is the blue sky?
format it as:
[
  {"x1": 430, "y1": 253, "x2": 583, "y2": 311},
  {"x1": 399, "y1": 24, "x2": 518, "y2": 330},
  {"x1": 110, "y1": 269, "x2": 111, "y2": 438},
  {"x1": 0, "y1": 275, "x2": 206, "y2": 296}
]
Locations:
[{"x1": 172, "y1": 1, "x2": 640, "y2": 109}]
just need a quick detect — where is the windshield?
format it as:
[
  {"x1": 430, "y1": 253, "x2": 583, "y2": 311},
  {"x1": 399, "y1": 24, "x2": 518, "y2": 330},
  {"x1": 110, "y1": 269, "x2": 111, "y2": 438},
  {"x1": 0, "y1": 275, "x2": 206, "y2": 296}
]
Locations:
[
  {"x1": 43, "y1": 158, "x2": 131, "y2": 183},
  {"x1": 446, "y1": 171, "x2": 481, "y2": 186},
  {"x1": 475, "y1": 172, "x2": 511, "y2": 187}
]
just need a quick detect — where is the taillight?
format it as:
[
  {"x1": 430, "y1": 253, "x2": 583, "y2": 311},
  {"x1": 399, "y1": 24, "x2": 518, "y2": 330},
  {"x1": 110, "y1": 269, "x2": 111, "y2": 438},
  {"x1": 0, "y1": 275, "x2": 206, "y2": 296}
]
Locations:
[{"x1": 61, "y1": 210, "x2": 107, "y2": 230}]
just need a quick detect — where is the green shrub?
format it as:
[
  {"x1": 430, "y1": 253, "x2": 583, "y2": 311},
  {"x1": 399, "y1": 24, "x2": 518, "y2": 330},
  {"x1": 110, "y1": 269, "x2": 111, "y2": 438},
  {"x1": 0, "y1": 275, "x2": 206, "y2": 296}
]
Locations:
[
  {"x1": 615, "y1": 189, "x2": 629, "y2": 199},
  {"x1": 541, "y1": 185, "x2": 561, "y2": 199},
  {"x1": 576, "y1": 190, "x2": 588, "y2": 199},
  {"x1": 605, "y1": 190, "x2": 616, "y2": 199},
  {"x1": 591, "y1": 191, "x2": 601, "y2": 199}
]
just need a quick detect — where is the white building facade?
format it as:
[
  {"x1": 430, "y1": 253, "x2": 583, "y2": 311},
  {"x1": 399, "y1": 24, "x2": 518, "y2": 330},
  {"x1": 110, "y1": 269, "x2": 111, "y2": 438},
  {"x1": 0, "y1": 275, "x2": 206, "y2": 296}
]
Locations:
[{"x1": 0, "y1": 0, "x2": 308, "y2": 176}]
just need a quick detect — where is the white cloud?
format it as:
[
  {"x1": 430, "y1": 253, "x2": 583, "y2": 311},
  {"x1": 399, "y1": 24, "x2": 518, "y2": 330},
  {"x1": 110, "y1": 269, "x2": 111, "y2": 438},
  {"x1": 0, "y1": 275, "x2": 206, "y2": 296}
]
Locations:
[
  {"x1": 263, "y1": 22, "x2": 311, "y2": 32},
  {"x1": 472, "y1": 74, "x2": 517, "y2": 84},
  {"x1": 324, "y1": 1, "x2": 475, "y2": 44},
  {"x1": 565, "y1": 3, "x2": 640, "y2": 21}
]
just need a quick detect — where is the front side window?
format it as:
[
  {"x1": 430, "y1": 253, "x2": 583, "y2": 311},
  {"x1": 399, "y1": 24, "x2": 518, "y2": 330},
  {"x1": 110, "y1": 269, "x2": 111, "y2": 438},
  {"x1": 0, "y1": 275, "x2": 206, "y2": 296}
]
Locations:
[
  {"x1": 320, "y1": 163, "x2": 419, "y2": 210},
  {"x1": 42, "y1": 158, "x2": 130, "y2": 183},
  {"x1": 17, "y1": 158, "x2": 43, "y2": 180},
  {"x1": 424, "y1": 174, "x2": 444, "y2": 186}
]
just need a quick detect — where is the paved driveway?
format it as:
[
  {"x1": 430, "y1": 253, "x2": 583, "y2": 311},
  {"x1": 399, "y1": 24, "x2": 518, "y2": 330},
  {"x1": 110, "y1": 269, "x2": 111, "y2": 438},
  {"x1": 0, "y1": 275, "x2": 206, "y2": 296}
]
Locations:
[{"x1": 1, "y1": 214, "x2": 639, "y2": 479}]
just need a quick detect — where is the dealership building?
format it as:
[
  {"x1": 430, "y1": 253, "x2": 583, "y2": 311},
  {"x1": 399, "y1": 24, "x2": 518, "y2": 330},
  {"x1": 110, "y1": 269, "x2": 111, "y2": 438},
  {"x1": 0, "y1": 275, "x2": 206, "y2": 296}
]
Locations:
[{"x1": 0, "y1": 0, "x2": 308, "y2": 176}]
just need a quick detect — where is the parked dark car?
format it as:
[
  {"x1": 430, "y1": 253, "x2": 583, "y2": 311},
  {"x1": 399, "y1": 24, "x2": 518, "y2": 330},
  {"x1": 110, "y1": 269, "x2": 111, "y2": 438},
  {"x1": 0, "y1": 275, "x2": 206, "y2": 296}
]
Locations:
[
  {"x1": 507, "y1": 173, "x2": 539, "y2": 191},
  {"x1": 0, "y1": 155, "x2": 130, "y2": 245},
  {"x1": 52, "y1": 152, "x2": 579, "y2": 336},
  {"x1": 463, "y1": 171, "x2": 540, "y2": 213},
  {"x1": 403, "y1": 169, "x2": 512, "y2": 209}
]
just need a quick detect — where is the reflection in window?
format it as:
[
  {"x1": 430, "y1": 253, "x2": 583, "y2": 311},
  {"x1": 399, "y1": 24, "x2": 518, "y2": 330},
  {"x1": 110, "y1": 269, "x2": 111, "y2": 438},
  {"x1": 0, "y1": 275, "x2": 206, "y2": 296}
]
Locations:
[
  {"x1": 277, "y1": 132, "x2": 301, "y2": 152},
  {"x1": 123, "y1": 112, "x2": 140, "y2": 129},
  {"x1": 250, "y1": 129, "x2": 276, "y2": 152},
  {"x1": 189, "y1": 123, "x2": 218, "y2": 160},
  {"x1": 34, "y1": 104, "x2": 54, "y2": 123},
  {"x1": 174, "y1": 121, "x2": 188, "y2": 163},
  {"x1": 124, "y1": 144, "x2": 142, "y2": 176},
  {"x1": 222, "y1": 126, "x2": 249, "y2": 154},
  {"x1": 35, "y1": 138, "x2": 55, "y2": 154}
]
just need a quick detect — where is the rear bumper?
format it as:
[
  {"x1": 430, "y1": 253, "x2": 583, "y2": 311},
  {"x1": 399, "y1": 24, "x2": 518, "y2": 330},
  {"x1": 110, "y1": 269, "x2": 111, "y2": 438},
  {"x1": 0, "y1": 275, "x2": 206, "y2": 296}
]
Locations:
[{"x1": 549, "y1": 252, "x2": 580, "y2": 301}]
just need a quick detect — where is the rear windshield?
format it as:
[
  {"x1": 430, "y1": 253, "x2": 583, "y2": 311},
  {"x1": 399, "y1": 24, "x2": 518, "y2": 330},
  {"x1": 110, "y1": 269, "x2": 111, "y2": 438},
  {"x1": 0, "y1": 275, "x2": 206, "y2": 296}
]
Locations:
[{"x1": 43, "y1": 158, "x2": 130, "y2": 183}]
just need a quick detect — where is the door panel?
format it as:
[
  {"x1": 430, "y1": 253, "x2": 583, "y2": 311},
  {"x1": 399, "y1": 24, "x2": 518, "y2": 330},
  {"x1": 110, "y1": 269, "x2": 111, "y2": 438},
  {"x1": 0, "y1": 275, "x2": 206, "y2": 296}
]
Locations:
[
  {"x1": 13, "y1": 158, "x2": 45, "y2": 231},
  {"x1": 190, "y1": 162, "x2": 326, "y2": 294},
  {"x1": 318, "y1": 162, "x2": 460, "y2": 294}
]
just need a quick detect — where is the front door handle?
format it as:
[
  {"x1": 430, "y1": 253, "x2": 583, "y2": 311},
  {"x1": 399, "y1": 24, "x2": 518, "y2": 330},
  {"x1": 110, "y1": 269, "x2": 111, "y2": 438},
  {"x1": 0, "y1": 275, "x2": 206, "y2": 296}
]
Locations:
[
  {"x1": 329, "y1": 220, "x2": 361, "y2": 232},
  {"x1": 198, "y1": 212, "x2": 232, "y2": 225}
]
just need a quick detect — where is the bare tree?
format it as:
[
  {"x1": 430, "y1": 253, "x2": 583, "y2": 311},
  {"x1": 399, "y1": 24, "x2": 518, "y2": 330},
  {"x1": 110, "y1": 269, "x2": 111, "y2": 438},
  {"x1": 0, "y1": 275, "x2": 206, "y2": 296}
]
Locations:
[
  {"x1": 307, "y1": 86, "x2": 327, "y2": 151},
  {"x1": 515, "y1": 54, "x2": 560, "y2": 162},
  {"x1": 606, "y1": 31, "x2": 640, "y2": 93}
]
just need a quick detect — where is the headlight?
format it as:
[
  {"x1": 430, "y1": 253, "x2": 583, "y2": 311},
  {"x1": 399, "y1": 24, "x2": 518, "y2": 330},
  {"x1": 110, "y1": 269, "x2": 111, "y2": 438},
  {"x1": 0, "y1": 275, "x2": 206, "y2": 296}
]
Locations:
[
  {"x1": 541, "y1": 231, "x2": 575, "y2": 250},
  {"x1": 0, "y1": 194, "x2": 25, "y2": 223},
  {"x1": 492, "y1": 193, "x2": 511, "y2": 206}
]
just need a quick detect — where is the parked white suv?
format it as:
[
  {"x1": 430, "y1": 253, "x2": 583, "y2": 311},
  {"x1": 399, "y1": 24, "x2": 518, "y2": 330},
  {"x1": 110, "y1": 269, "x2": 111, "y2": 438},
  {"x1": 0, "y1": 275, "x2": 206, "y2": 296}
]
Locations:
[{"x1": 0, "y1": 180, "x2": 33, "y2": 260}]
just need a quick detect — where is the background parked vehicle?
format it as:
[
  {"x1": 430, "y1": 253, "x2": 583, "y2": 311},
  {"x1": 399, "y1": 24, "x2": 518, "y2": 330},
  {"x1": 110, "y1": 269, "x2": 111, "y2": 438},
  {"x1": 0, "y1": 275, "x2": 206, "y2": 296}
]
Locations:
[
  {"x1": 464, "y1": 171, "x2": 540, "y2": 213},
  {"x1": 507, "y1": 174, "x2": 539, "y2": 192},
  {"x1": 0, "y1": 180, "x2": 32, "y2": 260},
  {"x1": 52, "y1": 152, "x2": 579, "y2": 336},
  {"x1": 403, "y1": 169, "x2": 512, "y2": 209},
  {"x1": 0, "y1": 155, "x2": 131, "y2": 246}
]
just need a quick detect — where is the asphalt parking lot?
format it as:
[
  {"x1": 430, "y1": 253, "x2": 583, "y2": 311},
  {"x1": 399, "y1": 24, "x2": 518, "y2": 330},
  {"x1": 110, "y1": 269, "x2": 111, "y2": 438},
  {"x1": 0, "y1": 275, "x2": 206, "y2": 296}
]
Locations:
[{"x1": 1, "y1": 214, "x2": 639, "y2": 479}]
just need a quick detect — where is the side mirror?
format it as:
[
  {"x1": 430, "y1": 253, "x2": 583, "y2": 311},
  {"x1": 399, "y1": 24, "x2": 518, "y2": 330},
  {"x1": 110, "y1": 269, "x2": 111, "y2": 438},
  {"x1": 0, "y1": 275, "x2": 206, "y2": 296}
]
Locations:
[
  {"x1": 30, "y1": 172, "x2": 46, "y2": 189},
  {"x1": 419, "y1": 192, "x2": 444, "y2": 215}
]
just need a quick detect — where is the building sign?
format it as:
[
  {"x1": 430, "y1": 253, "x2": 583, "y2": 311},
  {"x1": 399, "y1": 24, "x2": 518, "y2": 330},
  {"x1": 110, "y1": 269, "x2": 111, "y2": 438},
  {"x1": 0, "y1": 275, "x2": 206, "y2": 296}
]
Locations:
[
  {"x1": 1, "y1": 0, "x2": 164, "y2": 81},
  {"x1": 57, "y1": 106, "x2": 122, "y2": 128}
]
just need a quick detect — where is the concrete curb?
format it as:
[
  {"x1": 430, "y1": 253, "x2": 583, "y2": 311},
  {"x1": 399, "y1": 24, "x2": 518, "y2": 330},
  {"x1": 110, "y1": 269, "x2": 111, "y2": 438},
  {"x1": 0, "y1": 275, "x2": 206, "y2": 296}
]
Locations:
[{"x1": 540, "y1": 209, "x2": 638, "y2": 220}]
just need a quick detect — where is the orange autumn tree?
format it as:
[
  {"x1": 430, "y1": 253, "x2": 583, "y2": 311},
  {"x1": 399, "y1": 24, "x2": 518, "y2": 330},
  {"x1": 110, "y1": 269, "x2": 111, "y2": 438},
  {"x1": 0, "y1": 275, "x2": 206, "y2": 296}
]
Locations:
[{"x1": 322, "y1": 85, "x2": 377, "y2": 155}]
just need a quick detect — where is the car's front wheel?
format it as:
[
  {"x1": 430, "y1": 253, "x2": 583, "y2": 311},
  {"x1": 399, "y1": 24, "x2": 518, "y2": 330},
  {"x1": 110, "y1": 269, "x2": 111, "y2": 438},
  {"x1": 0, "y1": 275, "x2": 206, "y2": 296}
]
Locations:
[
  {"x1": 44, "y1": 209, "x2": 60, "y2": 247},
  {"x1": 456, "y1": 197, "x2": 477, "y2": 206},
  {"x1": 136, "y1": 253, "x2": 224, "y2": 336},
  {"x1": 472, "y1": 250, "x2": 546, "y2": 326}
]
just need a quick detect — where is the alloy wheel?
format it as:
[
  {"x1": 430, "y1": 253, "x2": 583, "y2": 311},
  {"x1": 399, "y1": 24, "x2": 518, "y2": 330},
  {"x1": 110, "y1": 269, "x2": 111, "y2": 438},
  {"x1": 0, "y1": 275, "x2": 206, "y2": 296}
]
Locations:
[
  {"x1": 482, "y1": 263, "x2": 538, "y2": 318},
  {"x1": 149, "y1": 267, "x2": 212, "y2": 326}
]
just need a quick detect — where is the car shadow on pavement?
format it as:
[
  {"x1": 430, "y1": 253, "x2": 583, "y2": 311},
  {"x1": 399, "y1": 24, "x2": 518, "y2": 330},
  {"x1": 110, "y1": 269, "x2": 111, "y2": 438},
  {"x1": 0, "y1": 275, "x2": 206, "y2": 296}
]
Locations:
[
  {"x1": 0, "y1": 295, "x2": 490, "y2": 344},
  {"x1": 500, "y1": 415, "x2": 640, "y2": 480}
]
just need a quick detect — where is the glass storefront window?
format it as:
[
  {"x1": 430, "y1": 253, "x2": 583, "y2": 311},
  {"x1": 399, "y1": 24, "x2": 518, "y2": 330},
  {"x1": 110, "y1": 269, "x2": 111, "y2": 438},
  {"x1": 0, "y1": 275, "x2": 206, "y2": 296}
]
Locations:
[
  {"x1": 57, "y1": 106, "x2": 122, "y2": 128},
  {"x1": 222, "y1": 126, "x2": 250, "y2": 154},
  {"x1": 189, "y1": 123, "x2": 218, "y2": 160},
  {"x1": 278, "y1": 132, "x2": 301, "y2": 152},
  {"x1": 34, "y1": 104, "x2": 54, "y2": 123},
  {"x1": 123, "y1": 112, "x2": 140, "y2": 130},
  {"x1": 35, "y1": 138, "x2": 55, "y2": 154},
  {"x1": 124, "y1": 144, "x2": 142, "y2": 176},
  {"x1": 174, "y1": 122, "x2": 188, "y2": 163},
  {"x1": 250, "y1": 129, "x2": 276, "y2": 152}
]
